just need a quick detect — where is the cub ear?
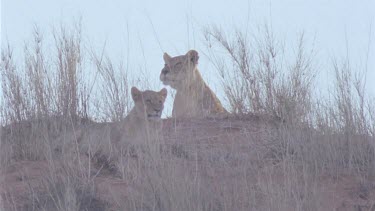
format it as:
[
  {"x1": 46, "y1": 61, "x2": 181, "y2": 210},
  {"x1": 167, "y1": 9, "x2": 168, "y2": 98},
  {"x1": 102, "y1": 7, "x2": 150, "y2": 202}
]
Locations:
[
  {"x1": 186, "y1": 50, "x2": 199, "y2": 65},
  {"x1": 131, "y1": 87, "x2": 142, "y2": 102},
  {"x1": 163, "y1": 53, "x2": 171, "y2": 62},
  {"x1": 159, "y1": 88, "x2": 168, "y2": 99}
]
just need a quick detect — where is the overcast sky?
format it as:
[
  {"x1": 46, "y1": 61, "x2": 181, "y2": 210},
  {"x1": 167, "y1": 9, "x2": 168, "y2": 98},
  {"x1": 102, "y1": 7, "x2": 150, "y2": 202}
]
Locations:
[{"x1": 1, "y1": 0, "x2": 375, "y2": 114}]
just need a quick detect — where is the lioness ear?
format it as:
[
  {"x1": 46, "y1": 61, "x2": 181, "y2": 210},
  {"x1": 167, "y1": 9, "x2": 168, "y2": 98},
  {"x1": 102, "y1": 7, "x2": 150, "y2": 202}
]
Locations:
[
  {"x1": 131, "y1": 87, "x2": 142, "y2": 102},
  {"x1": 186, "y1": 50, "x2": 199, "y2": 65},
  {"x1": 159, "y1": 88, "x2": 168, "y2": 99},
  {"x1": 163, "y1": 53, "x2": 171, "y2": 62}
]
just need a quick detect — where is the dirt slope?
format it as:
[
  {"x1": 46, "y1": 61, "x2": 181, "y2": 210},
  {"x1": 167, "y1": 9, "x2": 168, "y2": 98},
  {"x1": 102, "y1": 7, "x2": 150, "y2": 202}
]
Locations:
[{"x1": 1, "y1": 116, "x2": 375, "y2": 210}]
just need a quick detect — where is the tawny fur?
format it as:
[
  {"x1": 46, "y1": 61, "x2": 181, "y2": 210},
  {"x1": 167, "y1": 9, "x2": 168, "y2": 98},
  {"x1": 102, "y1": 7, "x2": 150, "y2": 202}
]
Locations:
[
  {"x1": 160, "y1": 50, "x2": 227, "y2": 118},
  {"x1": 120, "y1": 87, "x2": 167, "y2": 142}
]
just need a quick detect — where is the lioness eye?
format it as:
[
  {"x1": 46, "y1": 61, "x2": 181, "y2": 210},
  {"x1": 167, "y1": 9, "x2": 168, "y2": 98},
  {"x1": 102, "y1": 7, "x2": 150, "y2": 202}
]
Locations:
[{"x1": 146, "y1": 99, "x2": 152, "y2": 104}]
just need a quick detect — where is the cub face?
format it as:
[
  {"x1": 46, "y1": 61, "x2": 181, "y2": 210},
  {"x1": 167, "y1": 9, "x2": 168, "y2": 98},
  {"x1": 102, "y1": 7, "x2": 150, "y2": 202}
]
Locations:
[
  {"x1": 131, "y1": 87, "x2": 168, "y2": 120},
  {"x1": 160, "y1": 50, "x2": 199, "y2": 89}
]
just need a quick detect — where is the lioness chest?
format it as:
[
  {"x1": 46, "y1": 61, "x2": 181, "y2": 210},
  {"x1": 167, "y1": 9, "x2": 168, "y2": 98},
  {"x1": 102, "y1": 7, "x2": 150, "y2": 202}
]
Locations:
[{"x1": 173, "y1": 85, "x2": 226, "y2": 118}]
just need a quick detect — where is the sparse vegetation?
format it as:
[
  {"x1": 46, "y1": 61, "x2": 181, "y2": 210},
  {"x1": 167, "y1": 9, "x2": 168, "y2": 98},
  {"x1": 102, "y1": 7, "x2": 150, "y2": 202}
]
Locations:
[
  {"x1": 203, "y1": 25, "x2": 316, "y2": 123},
  {"x1": 1, "y1": 21, "x2": 374, "y2": 211}
]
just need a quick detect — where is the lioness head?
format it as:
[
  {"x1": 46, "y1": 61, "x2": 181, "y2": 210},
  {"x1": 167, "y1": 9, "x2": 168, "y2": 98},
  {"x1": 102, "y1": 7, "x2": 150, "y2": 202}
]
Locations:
[
  {"x1": 131, "y1": 87, "x2": 168, "y2": 120},
  {"x1": 160, "y1": 50, "x2": 199, "y2": 89}
]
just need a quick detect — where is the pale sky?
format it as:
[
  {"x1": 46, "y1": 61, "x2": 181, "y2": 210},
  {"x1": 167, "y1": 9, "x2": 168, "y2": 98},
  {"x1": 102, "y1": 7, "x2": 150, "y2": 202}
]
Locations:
[{"x1": 1, "y1": 0, "x2": 375, "y2": 115}]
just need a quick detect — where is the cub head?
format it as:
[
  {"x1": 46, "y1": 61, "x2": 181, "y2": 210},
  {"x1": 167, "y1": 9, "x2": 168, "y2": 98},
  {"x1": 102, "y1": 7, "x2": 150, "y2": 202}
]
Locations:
[
  {"x1": 131, "y1": 87, "x2": 168, "y2": 120},
  {"x1": 160, "y1": 50, "x2": 199, "y2": 89}
]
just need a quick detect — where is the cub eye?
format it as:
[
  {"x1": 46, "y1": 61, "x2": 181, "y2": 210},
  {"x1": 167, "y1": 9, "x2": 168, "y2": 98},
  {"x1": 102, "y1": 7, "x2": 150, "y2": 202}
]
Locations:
[
  {"x1": 159, "y1": 100, "x2": 162, "y2": 104},
  {"x1": 174, "y1": 62, "x2": 182, "y2": 68},
  {"x1": 146, "y1": 99, "x2": 152, "y2": 104}
]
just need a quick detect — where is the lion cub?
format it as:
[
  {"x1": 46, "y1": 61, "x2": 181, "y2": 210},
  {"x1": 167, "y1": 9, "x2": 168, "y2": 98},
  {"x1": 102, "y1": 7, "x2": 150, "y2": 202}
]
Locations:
[
  {"x1": 160, "y1": 50, "x2": 227, "y2": 118},
  {"x1": 122, "y1": 87, "x2": 167, "y2": 142},
  {"x1": 82, "y1": 87, "x2": 167, "y2": 167}
]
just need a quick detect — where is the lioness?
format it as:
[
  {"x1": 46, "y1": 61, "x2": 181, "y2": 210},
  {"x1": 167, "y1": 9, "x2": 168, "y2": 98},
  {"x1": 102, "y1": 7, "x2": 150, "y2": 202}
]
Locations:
[{"x1": 160, "y1": 50, "x2": 227, "y2": 118}]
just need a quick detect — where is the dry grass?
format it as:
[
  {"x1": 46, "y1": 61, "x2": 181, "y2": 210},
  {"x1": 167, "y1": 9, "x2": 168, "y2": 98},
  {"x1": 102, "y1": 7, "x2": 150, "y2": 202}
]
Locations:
[
  {"x1": 203, "y1": 25, "x2": 316, "y2": 124},
  {"x1": 1, "y1": 23, "x2": 375, "y2": 211},
  {"x1": 92, "y1": 51, "x2": 131, "y2": 122}
]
